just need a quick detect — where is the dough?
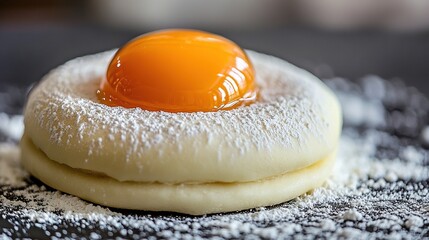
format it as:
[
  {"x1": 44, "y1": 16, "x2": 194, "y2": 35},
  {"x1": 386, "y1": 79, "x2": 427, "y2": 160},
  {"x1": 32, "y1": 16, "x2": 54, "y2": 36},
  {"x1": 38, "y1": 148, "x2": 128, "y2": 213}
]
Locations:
[
  {"x1": 23, "y1": 51, "x2": 341, "y2": 183},
  {"x1": 21, "y1": 50, "x2": 342, "y2": 214},
  {"x1": 21, "y1": 135, "x2": 336, "y2": 215}
]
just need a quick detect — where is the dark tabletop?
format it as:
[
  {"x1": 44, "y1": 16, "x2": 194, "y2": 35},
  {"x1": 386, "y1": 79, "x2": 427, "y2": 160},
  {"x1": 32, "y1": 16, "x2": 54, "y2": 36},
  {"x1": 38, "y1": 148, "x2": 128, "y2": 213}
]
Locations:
[{"x1": 1, "y1": 23, "x2": 429, "y2": 239}]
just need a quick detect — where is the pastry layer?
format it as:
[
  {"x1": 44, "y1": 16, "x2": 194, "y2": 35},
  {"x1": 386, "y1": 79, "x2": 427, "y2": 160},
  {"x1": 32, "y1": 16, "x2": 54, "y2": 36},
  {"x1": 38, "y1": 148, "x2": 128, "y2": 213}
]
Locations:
[
  {"x1": 21, "y1": 135, "x2": 337, "y2": 215},
  {"x1": 23, "y1": 50, "x2": 342, "y2": 183}
]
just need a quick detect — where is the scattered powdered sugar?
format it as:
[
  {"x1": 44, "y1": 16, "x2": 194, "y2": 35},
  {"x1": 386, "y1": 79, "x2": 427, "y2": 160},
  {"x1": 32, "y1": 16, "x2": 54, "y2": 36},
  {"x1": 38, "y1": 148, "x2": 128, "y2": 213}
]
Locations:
[
  {"x1": 1, "y1": 76, "x2": 428, "y2": 238},
  {"x1": 0, "y1": 114, "x2": 23, "y2": 142},
  {"x1": 401, "y1": 146, "x2": 425, "y2": 165},
  {"x1": 326, "y1": 76, "x2": 386, "y2": 128},
  {"x1": 405, "y1": 216, "x2": 424, "y2": 230},
  {"x1": 340, "y1": 208, "x2": 363, "y2": 221},
  {"x1": 0, "y1": 144, "x2": 25, "y2": 186}
]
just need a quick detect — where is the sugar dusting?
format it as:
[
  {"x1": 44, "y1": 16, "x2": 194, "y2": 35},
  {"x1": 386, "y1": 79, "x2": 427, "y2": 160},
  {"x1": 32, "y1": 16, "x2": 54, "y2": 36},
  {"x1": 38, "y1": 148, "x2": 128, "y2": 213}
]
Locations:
[
  {"x1": 24, "y1": 51, "x2": 335, "y2": 182},
  {"x1": 1, "y1": 76, "x2": 428, "y2": 238},
  {"x1": 0, "y1": 114, "x2": 23, "y2": 142}
]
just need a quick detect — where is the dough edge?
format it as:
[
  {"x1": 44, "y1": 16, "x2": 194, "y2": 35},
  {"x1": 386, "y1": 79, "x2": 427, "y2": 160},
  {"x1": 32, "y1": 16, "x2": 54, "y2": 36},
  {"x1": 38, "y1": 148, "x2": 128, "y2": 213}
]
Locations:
[{"x1": 21, "y1": 134, "x2": 337, "y2": 215}]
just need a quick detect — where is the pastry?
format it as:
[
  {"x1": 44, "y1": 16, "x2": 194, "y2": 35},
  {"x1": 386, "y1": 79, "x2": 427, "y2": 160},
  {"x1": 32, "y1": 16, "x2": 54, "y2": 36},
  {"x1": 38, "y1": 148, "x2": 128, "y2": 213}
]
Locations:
[{"x1": 21, "y1": 29, "x2": 342, "y2": 215}]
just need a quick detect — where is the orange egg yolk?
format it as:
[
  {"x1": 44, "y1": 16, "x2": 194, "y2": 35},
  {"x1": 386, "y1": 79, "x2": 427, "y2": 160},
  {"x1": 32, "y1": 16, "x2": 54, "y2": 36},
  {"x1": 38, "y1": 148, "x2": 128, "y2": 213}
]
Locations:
[{"x1": 97, "y1": 29, "x2": 257, "y2": 112}]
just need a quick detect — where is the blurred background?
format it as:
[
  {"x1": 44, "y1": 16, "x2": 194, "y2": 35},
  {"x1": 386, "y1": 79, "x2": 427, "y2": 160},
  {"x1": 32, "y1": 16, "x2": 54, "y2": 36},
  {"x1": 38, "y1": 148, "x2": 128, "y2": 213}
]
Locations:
[{"x1": 1, "y1": 0, "x2": 429, "y2": 95}]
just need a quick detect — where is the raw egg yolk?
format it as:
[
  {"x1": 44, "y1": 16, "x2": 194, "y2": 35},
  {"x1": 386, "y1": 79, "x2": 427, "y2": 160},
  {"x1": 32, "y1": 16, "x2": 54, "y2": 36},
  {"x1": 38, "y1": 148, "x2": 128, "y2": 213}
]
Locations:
[{"x1": 97, "y1": 29, "x2": 256, "y2": 112}]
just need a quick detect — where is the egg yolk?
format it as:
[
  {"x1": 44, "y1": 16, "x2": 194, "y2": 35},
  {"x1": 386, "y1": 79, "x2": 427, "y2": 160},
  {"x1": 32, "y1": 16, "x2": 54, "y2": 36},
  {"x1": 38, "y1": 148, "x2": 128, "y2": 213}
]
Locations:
[{"x1": 97, "y1": 29, "x2": 256, "y2": 112}]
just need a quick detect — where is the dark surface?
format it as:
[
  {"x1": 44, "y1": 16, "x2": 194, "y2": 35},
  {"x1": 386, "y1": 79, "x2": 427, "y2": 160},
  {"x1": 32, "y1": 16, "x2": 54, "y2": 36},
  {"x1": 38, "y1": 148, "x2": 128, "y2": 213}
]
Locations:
[
  {"x1": 1, "y1": 77, "x2": 428, "y2": 239},
  {"x1": 1, "y1": 24, "x2": 429, "y2": 239},
  {"x1": 1, "y1": 23, "x2": 429, "y2": 96}
]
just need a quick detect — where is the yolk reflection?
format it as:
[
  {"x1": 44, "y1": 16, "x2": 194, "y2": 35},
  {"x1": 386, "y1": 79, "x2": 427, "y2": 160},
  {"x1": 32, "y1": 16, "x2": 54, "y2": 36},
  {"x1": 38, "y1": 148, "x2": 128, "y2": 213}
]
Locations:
[{"x1": 98, "y1": 29, "x2": 257, "y2": 112}]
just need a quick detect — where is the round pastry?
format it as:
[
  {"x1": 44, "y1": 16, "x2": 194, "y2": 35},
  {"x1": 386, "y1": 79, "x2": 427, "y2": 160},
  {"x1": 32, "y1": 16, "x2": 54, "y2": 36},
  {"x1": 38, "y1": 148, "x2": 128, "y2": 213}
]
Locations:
[{"x1": 21, "y1": 30, "x2": 342, "y2": 215}]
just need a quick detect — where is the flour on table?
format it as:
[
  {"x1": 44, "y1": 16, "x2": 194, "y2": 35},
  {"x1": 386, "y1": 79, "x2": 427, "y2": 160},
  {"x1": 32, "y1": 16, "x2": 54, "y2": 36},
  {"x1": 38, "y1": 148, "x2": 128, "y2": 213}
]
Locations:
[
  {"x1": 0, "y1": 113, "x2": 23, "y2": 142},
  {"x1": 1, "y1": 76, "x2": 428, "y2": 239}
]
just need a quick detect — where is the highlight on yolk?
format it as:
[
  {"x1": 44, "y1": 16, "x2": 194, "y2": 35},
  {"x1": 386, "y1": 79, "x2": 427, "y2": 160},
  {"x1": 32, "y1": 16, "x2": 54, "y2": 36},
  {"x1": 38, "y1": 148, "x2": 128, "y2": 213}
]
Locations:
[{"x1": 97, "y1": 29, "x2": 257, "y2": 112}]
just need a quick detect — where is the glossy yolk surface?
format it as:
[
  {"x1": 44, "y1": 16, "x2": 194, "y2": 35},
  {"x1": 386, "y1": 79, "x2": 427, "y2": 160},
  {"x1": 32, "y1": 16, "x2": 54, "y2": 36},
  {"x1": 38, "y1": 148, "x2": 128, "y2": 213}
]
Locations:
[{"x1": 98, "y1": 29, "x2": 256, "y2": 112}]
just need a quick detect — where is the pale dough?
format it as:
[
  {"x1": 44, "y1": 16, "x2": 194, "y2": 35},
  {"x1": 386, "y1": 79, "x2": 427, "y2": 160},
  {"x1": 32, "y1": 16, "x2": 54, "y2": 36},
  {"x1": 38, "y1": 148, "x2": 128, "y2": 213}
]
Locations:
[
  {"x1": 21, "y1": 135, "x2": 336, "y2": 215},
  {"x1": 21, "y1": 50, "x2": 342, "y2": 214},
  {"x1": 23, "y1": 50, "x2": 342, "y2": 183}
]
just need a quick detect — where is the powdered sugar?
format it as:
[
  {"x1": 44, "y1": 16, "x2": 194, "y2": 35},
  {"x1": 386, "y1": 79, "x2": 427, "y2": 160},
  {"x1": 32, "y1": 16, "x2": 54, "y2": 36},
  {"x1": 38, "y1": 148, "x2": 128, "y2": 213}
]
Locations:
[
  {"x1": 326, "y1": 77, "x2": 386, "y2": 127},
  {"x1": 3, "y1": 127, "x2": 428, "y2": 238},
  {"x1": 0, "y1": 144, "x2": 25, "y2": 186},
  {"x1": 0, "y1": 114, "x2": 23, "y2": 142},
  {"x1": 30, "y1": 50, "x2": 329, "y2": 152},
  {"x1": 341, "y1": 208, "x2": 363, "y2": 221},
  {"x1": 1, "y1": 76, "x2": 428, "y2": 238},
  {"x1": 405, "y1": 216, "x2": 424, "y2": 229}
]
